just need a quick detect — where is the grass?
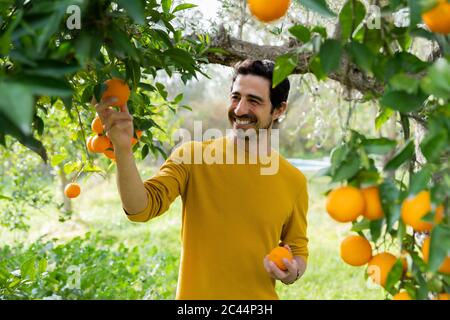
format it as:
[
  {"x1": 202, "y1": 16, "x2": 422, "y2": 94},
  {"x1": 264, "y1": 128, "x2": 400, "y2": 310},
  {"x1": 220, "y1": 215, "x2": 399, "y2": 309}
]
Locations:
[{"x1": 0, "y1": 166, "x2": 385, "y2": 300}]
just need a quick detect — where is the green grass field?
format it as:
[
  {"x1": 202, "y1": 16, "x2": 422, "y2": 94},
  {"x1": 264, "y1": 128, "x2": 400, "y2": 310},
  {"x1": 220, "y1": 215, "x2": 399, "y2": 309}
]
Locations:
[{"x1": 1, "y1": 167, "x2": 386, "y2": 300}]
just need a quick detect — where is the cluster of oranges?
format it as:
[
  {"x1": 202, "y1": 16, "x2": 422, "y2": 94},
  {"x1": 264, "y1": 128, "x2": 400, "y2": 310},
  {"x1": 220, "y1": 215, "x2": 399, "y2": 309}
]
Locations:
[
  {"x1": 86, "y1": 78, "x2": 138, "y2": 161},
  {"x1": 326, "y1": 185, "x2": 448, "y2": 299},
  {"x1": 86, "y1": 117, "x2": 142, "y2": 161},
  {"x1": 64, "y1": 78, "x2": 138, "y2": 199}
]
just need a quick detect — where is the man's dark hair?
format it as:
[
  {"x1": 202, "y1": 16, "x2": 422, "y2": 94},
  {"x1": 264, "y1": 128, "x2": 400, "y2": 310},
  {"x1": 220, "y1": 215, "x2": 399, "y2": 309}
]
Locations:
[{"x1": 232, "y1": 59, "x2": 290, "y2": 113}]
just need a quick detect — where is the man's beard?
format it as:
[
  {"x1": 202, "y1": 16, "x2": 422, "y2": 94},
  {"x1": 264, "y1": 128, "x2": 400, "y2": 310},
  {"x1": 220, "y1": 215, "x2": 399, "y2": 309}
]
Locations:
[{"x1": 228, "y1": 110, "x2": 272, "y2": 139}]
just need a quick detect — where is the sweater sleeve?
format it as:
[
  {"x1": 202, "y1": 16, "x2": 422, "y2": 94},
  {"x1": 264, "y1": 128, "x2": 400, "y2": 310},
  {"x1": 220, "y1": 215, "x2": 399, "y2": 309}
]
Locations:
[
  {"x1": 280, "y1": 175, "x2": 309, "y2": 262},
  {"x1": 124, "y1": 142, "x2": 192, "y2": 222}
]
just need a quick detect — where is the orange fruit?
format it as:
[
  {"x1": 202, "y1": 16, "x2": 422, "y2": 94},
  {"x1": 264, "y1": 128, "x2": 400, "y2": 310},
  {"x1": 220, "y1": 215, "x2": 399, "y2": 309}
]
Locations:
[
  {"x1": 401, "y1": 191, "x2": 443, "y2": 232},
  {"x1": 392, "y1": 291, "x2": 412, "y2": 300},
  {"x1": 326, "y1": 186, "x2": 365, "y2": 223},
  {"x1": 91, "y1": 135, "x2": 111, "y2": 153},
  {"x1": 340, "y1": 235, "x2": 372, "y2": 266},
  {"x1": 104, "y1": 149, "x2": 116, "y2": 160},
  {"x1": 422, "y1": 0, "x2": 450, "y2": 34},
  {"x1": 248, "y1": 0, "x2": 290, "y2": 22},
  {"x1": 64, "y1": 183, "x2": 81, "y2": 199},
  {"x1": 101, "y1": 78, "x2": 130, "y2": 107},
  {"x1": 437, "y1": 293, "x2": 450, "y2": 300},
  {"x1": 91, "y1": 116, "x2": 103, "y2": 134},
  {"x1": 367, "y1": 252, "x2": 397, "y2": 287},
  {"x1": 422, "y1": 237, "x2": 450, "y2": 274},
  {"x1": 86, "y1": 136, "x2": 95, "y2": 152},
  {"x1": 361, "y1": 186, "x2": 384, "y2": 220},
  {"x1": 131, "y1": 130, "x2": 143, "y2": 146},
  {"x1": 268, "y1": 246, "x2": 293, "y2": 271}
]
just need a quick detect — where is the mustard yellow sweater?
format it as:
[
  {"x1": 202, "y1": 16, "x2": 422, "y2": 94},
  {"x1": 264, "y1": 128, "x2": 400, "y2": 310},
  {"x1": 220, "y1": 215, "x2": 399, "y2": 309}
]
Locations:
[{"x1": 125, "y1": 136, "x2": 308, "y2": 299}]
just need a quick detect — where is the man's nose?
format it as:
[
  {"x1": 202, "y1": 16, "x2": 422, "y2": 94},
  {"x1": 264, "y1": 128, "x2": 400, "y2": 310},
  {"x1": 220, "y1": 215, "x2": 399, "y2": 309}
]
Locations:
[{"x1": 234, "y1": 100, "x2": 250, "y2": 117}]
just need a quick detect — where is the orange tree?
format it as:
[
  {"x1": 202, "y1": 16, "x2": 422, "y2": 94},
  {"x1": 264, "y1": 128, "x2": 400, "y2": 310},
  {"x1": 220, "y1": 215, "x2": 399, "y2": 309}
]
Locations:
[
  {"x1": 1, "y1": 0, "x2": 449, "y2": 300},
  {"x1": 265, "y1": 0, "x2": 449, "y2": 299},
  {"x1": 0, "y1": 0, "x2": 205, "y2": 163},
  {"x1": 0, "y1": 0, "x2": 208, "y2": 216}
]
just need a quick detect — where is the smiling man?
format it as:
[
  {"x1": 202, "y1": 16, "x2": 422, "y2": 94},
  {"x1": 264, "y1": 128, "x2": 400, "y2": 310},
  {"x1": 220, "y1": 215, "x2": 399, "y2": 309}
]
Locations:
[{"x1": 95, "y1": 59, "x2": 309, "y2": 300}]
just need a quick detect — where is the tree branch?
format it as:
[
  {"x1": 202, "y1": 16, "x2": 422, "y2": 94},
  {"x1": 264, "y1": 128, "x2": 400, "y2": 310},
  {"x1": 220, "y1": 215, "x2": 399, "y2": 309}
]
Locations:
[{"x1": 205, "y1": 26, "x2": 384, "y2": 96}]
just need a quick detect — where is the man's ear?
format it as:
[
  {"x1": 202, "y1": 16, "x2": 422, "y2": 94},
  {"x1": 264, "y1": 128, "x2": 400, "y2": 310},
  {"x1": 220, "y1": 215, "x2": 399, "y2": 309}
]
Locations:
[{"x1": 273, "y1": 102, "x2": 287, "y2": 122}]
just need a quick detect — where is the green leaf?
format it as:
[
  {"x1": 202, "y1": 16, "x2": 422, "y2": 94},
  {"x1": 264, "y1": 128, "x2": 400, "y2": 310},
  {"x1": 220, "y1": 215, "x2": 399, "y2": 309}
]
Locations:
[
  {"x1": 380, "y1": 90, "x2": 426, "y2": 113},
  {"x1": 38, "y1": 258, "x2": 47, "y2": 274},
  {"x1": 346, "y1": 41, "x2": 375, "y2": 73},
  {"x1": 420, "y1": 58, "x2": 450, "y2": 100},
  {"x1": 36, "y1": 5, "x2": 67, "y2": 53},
  {"x1": 0, "y1": 81, "x2": 34, "y2": 135},
  {"x1": 385, "y1": 260, "x2": 404, "y2": 292},
  {"x1": 311, "y1": 26, "x2": 328, "y2": 38},
  {"x1": 162, "y1": 0, "x2": 172, "y2": 14},
  {"x1": 384, "y1": 140, "x2": 415, "y2": 171},
  {"x1": 409, "y1": 165, "x2": 432, "y2": 196},
  {"x1": 339, "y1": 0, "x2": 366, "y2": 40},
  {"x1": 155, "y1": 83, "x2": 168, "y2": 100},
  {"x1": 319, "y1": 39, "x2": 343, "y2": 74},
  {"x1": 64, "y1": 161, "x2": 81, "y2": 175},
  {"x1": 20, "y1": 258, "x2": 36, "y2": 281},
  {"x1": 141, "y1": 144, "x2": 149, "y2": 159},
  {"x1": 172, "y1": 3, "x2": 197, "y2": 14},
  {"x1": 369, "y1": 219, "x2": 383, "y2": 242},
  {"x1": 389, "y1": 73, "x2": 420, "y2": 94},
  {"x1": 332, "y1": 154, "x2": 360, "y2": 182},
  {"x1": 351, "y1": 219, "x2": 370, "y2": 232},
  {"x1": 0, "y1": 9, "x2": 23, "y2": 55},
  {"x1": 16, "y1": 76, "x2": 73, "y2": 97},
  {"x1": 375, "y1": 108, "x2": 394, "y2": 130},
  {"x1": 299, "y1": 0, "x2": 336, "y2": 18},
  {"x1": 362, "y1": 138, "x2": 396, "y2": 155},
  {"x1": 429, "y1": 225, "x2": 450, "y2": 272},
  {"x1": 0, "y1": 194, "x2": 13, "y2": 201},
  {"x1": 74, "y1": 32, "x2": 102, "y2": 67},
  {"x1": 273, "y1": 53, "x2": 298, "y2": 87},
  {"x1": 379, "y1": 179, "x2": 401, "y2": 231},
  {"x1": 420, "y1": 130, "x2": 448, "y2": 163},
  {"x1": 173, "y1": 93, "x2": 183, "y2": 104},
  {"x1": 51, "y1": 154, "x2": 67, "y2": 167},
  {"x1": 116, "y1": 0, "x2": 146, "y2": 24},
  {"x1": 289, "y1": 25, "x2": 311, "y2": 43},
  {"x1": 110, "y1": 25, "x2": 140, "y2": 62},
  {"x1": 164, "y1": 48, "x2": 196, "y2": 73},
  {"x1": 309, "y1": 55, "x2": 327, "y2": 81}
]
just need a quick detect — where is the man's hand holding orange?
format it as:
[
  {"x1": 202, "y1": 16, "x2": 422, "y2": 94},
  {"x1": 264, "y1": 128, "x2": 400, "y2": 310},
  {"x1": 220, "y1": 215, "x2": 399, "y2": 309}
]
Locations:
[{"x1": 263, "y1": 244, "x2": 299, "y2": 285}]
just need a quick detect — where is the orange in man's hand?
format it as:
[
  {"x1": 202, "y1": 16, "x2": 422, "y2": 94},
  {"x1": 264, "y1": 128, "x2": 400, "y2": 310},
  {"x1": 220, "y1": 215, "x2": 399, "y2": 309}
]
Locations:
[
  {"x1": 86, "y1": 136, "x2": 95, "y2": 152},
  {"x1": 101, "y1": 78, "x2": 130, "y2": 107},
  {"x1": 64, "y1": 183, "x2": 81, "y2": 199},
  {"x1": 91, "y1": 135, "x2": 111, "y2": 153},
  {"x1": 91, "y1": 116, "x2": 104, "y2": 134},
  {"x1": 268, "y1": 246, "x2": 293, "y2": 271},
  {"x1": 248, "y1": 0, "x2": 290, "y2": 23}
]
